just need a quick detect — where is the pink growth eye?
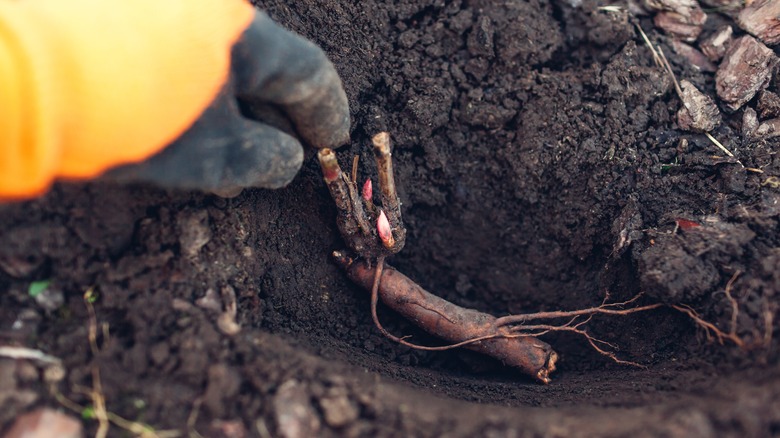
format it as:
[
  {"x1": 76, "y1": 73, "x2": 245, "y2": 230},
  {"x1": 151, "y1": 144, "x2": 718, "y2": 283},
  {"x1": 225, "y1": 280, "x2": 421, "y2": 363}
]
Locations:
[
  {"x1": 362, "y1": 179, "x2": 373, "y2": 202},
  {"x1": 377, "y1": 210, "x2": 395, "y2": 248}
]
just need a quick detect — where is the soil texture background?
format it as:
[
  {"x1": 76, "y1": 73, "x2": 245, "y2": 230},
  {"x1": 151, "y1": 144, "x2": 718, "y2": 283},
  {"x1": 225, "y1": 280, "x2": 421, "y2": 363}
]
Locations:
[{"x1": 2, "y1": 0, "x2": 780, "y2": 436}]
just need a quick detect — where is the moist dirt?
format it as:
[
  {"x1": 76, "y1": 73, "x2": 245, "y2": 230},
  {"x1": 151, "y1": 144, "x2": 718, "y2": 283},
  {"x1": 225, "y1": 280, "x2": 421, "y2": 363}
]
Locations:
[{"x1": 2, "y1": 0, "x2": 780, "y2": 437}]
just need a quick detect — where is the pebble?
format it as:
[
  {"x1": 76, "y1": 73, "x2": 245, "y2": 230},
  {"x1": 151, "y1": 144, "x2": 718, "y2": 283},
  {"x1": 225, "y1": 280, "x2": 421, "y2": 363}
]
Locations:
[
  {"x1": 176, "y1": 209, "x2": 211, "y2": 258},
  {"x1": 273, "y1": 380, "x2": 320, "y2": 438},
  {"x1": 319, "y1": 391, "x2": 359, "y2": 428}
]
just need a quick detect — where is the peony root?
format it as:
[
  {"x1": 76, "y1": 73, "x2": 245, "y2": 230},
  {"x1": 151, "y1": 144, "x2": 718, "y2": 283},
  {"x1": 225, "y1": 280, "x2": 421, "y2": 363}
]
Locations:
[{"x1": 334, "y1": 253, "x2": 558, "y2": 383}]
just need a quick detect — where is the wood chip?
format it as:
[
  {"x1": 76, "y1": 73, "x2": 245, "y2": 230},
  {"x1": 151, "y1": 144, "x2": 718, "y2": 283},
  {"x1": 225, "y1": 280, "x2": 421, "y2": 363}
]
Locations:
[
  {"x1": 757, "y1": 90, "x2": 780, "y2": 120},
  {"x1": 699, "y1": 26, "x2": 733, "y2": 62},
  {"x1": 756, "y1": 118, "x2": 780, "y2": 139},
  {"x1": 737, "y1": 0, "x2": 780, "y2": 46},
  {"x1": 716, "y1": 36, "x2": 778, "y2": 111},
  {"x1": 654, "y1": 9, "x2": 707, "y2": 42},
  {"x1": 671, "y1": 40, "x2": 717, "y2": 72},
  {"x1": 643, "y1": 0, "x2": 699, "y2": 14},
  {"x1": 677, "y1": 80, "x2": 721, "y2": 132},
  {"x1": 698, "y1": 0, "x2": 741, "y2": 6}
]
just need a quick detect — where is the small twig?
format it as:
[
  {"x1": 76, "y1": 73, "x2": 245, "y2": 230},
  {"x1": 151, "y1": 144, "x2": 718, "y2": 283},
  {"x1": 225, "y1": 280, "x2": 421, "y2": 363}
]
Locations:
[
  {"x1": 187, "y1": 397, "x2": 205, "y2": 438},
  {"x1": 657, "y1": 45, "x2": 683, "y2": 98},
  {"x1": 704, "y1": 132, "x2": 736, "y2": 158},
  {"x1": 84, "y1": 288, "x2": 110, "y2": 438},
  {"x1": 351, "y1": 155, "x2": 359, "y2": 185},
  {"x1": 635, "y1": 23, "x2": 663, "y2": 68}
]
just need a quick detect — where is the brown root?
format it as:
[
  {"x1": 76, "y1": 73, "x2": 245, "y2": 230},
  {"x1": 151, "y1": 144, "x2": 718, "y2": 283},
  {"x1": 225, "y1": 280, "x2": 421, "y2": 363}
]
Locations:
[{"x1": 336, "y1": 253, "x2": 558, "y2": 383}]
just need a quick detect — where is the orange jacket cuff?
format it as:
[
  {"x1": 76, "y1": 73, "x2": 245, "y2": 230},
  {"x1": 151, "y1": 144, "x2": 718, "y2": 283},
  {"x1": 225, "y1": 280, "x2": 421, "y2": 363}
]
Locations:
[{"x1": 0, "y1": 0, "x2": 255, "y2": 199}]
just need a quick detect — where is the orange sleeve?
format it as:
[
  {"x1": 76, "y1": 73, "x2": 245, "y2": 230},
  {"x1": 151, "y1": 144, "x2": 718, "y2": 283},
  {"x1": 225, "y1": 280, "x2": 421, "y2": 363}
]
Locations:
[{"x1": 0, "y1": 0, "x2": 255, "y2": 199}]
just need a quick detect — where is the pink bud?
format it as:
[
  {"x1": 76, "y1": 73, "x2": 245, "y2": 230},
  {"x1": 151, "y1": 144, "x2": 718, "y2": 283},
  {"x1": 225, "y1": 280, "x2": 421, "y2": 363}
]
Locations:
[
  {"x1": 377, "y1": 210, "x2": 395, "y2": 248},
  {"x1": 362, "y1": 179, "x2": 373, "y2": 202}
]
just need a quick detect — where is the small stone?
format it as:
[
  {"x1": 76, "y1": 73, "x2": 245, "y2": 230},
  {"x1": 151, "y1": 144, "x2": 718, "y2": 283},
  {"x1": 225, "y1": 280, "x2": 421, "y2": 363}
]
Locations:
[
  {"x1": 273, "y1": 380, "x2": 320, "y2": 438},
  {"x1": 176, "y1": 209, "x2": 211, "y2": 258},
  {"x1": 196, "y1": 288, "x2": 222, "y2": 313},
  {"x1": 3, "y1": 408, "x2": 82, "y2": 438},
  {"x1": 42, "y1": 364, "x2": 65, "y2": 384},
  {"x1": 216, "y1": 312, "x2": 241, "y2": 336},
  {"x1": 319, "y1": 393, "x2": 359, "y2": 428},
  {"x1": 757, "y1": 90, "x2": 780, "y2": 120},
  {"x1": 171, "y1": 297, "x2": 196, "y2": 312},
  {"x1": 654, "y1": 9, "x2": 706, "y2": 42},
  {"x1": 699, "y1": 26, "x2": 733, "y2": 62},
  {"x1": 33, "y1": 286, "x2": 64, "y2": 312},
  {"x1": 677, "y1": 80, "x2": 721, "y2": 132},
  {"x1": 737, "y1": 0, "x2": 780, "y2": 46},
  {"x1": 716, "y1": 36, "x2": 778, "y2": 111}
]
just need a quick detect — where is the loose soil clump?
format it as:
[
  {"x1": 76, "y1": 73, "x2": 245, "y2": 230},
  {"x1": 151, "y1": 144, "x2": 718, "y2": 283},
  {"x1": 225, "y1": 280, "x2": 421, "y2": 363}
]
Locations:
[{"x1": 2, "y1": 0, "x2": 780, "y2": 437}]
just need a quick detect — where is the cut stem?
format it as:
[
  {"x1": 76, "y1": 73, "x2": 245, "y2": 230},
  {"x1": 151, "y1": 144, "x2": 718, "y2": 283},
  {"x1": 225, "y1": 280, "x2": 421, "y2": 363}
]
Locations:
[
  {"x1": 318, "y1": 148, "x2": 343, "y2": 183},
  {"x1": 318, "y1": 149, "x2": 372, "y2": 237},
  {"x1": 372, "y1": 133, "x2": 398, "y2": 211},
  {"x1": 372, "y1": 132, "x2": 406, "y2": 253}
]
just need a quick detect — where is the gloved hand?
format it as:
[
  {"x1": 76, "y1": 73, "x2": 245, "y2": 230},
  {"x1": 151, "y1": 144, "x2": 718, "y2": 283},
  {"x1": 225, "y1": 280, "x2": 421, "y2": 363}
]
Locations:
[{"x1": 0, "y1": 0, "x2": 350, "y2": 200}]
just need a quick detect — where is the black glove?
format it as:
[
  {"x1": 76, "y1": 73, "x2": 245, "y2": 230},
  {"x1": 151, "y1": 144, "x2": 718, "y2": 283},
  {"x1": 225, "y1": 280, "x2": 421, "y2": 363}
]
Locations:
[{"x1": 106, "y1": 12, "x2": 350, "y2": 197}]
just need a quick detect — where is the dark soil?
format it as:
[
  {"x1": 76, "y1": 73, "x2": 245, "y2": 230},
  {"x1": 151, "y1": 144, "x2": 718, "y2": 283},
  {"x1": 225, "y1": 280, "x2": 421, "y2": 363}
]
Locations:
[{"x1": 2, "y1": 0, "x2": 780, "y2": 437}]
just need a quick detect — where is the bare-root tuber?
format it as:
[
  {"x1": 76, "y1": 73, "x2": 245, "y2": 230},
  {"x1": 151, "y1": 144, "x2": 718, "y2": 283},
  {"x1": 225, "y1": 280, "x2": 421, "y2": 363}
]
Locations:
[{"x1": 334, "y1": 253, "x2": 558, "y2": 383}]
